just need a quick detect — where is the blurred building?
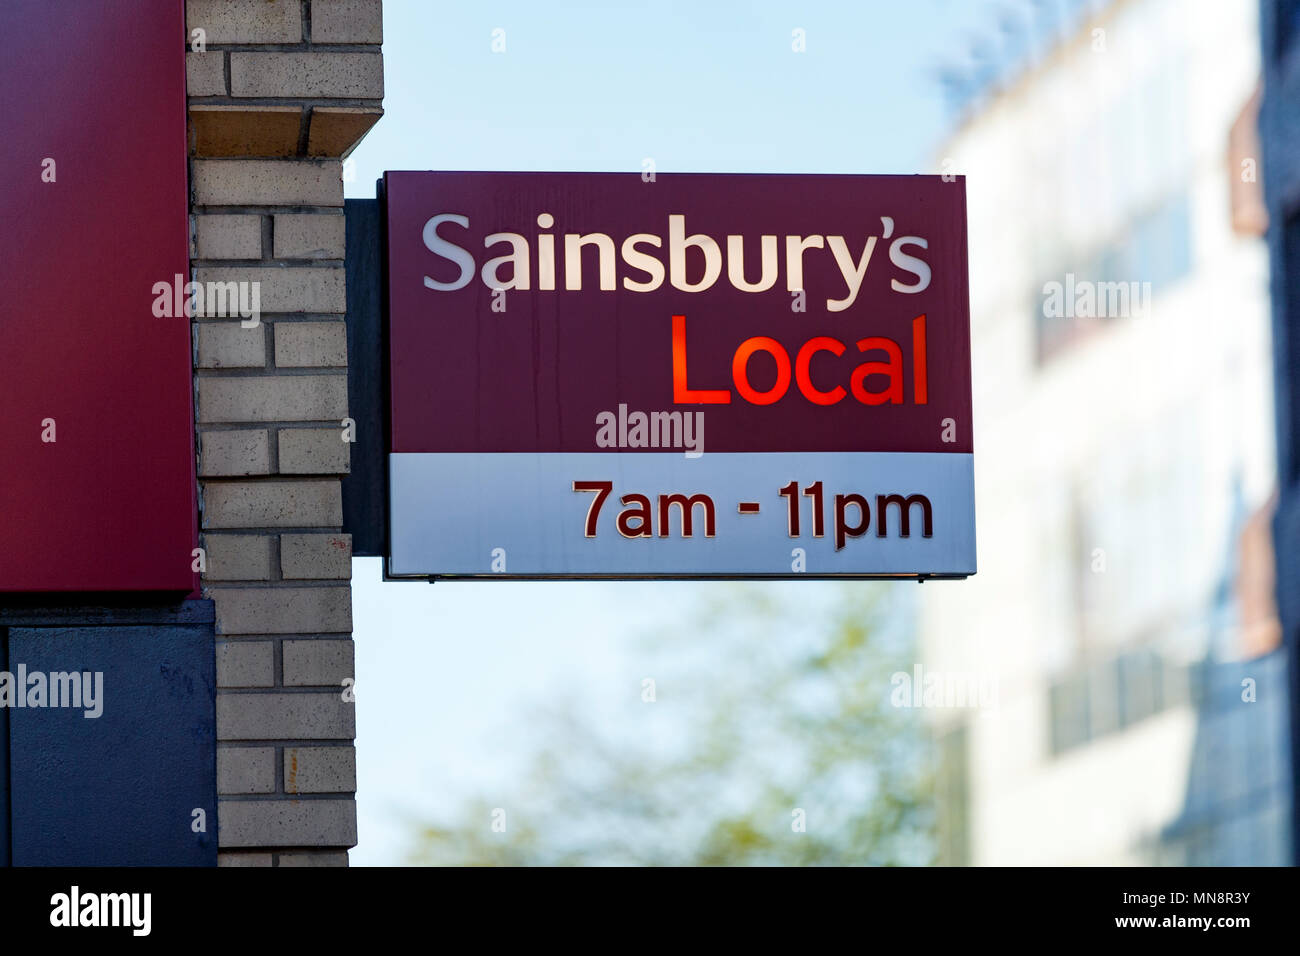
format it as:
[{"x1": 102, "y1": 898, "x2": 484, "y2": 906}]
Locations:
[
  {"x1": 921, "y1": 0, "x2": 1292, "y2": 865},
  {"x1": 1259, "y1": 0, "x2": 1300, "y2": 868}
]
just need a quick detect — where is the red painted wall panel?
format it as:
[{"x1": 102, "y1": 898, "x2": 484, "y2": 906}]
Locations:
[{"x1": 0, "y1": 1, "x2": 197, "y2": 592}]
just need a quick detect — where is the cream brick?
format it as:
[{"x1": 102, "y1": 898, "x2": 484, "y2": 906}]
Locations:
[
  {"x1": 216, "y1": 641, "x2": 276, "y2": 688},
  {"x1": 283, "y1": 640, "x2": 354, "y2": 686},
  {"x1": 280, "y1": 533, "x2": 352, "y2": 579},
  {"x1": 186, "y1": 51, "x2": 226, "y2": 96},
  {"x1": 218, "y1": 852, "x2": 274, "y2": 867},
  {"x1": 275, "y1": 321, "x2": 347, "y2": 367},
  {"x1": 277, "y1": 851, "x2": 350, "y2": 866},
  {"x1": 230, "y1": 52, "x2": 383, "y2": 99},
  {"x1": 273, "y1": 214, "x2": 345, "y2": 259},
  {"x1": 186, "y1": 0, "x2": 302, "y2": 43},
  {"x1": 285, "y1": 746, "x2": 356, "y2": 793},
  {"x1": 195, "y1": 214, "x2": 261, "y2": 259},
  {"x1": 217, "y1": 799, "x2": 356, "y2": 848},
  {"x1": 213, "y1": 586, "x2": 353, "y2": 634},
  {"x1": 193, "y1": 160, "x2": 343, "y2": 207},
  {"x1": 189, "y1": 104, "x2": 304, "y2": 158},
  {"x1": 311, "y1": 0, "x2": 383, "y2": 44},
  {"x1": 278, "y1": 428, "x2": 351, "y2": 474},
  {"x1": 195, "y1": 322, "x2": 266, "y2": 369},
  {"x1": 195, "y1": 266, "x2": 345, "y2": 314},
  {"x1": 197, "y1": 375, "x2": 347, "y2": 423},
  {"x1": 202, "y1": 480, "x2": 343, "y2": 529},
  {"x1": 189, "y1": 0, "x2": 371, "y2": 865},
  {"x1": 217, "y1": 746, "x2": 276, "y2": 793},
  {"x1": 203, "y1": 533, "x2": 275, "y2": 580},
  {"x1": 200, "y1": 429, "x2": 271, "y2": 477},
  {"x1": 217, "y1": 692, "x2": 355, "y2": 740},
  {"x1": 307, "y1": 105, "x2": 383, "y2": 157}
]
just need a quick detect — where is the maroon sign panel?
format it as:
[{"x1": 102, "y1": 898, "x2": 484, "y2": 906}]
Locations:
[
  {"x1": 0, "y1": 1, "x2": 196, "y2": 592},
  {"x1": 384, "y1": 171, "x2": 975, "y2": 579},
  {"x1": 385, "y1": 171, "x2": 972, "y2": 456}
]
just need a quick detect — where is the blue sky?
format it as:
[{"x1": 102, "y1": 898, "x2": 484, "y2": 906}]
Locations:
[
  {"x1": 345, "y1": 0, "x2": 1016, "y2": 865},
  {"x1": 345, "y1": 0, "x2": 1011, "y2": 186}
]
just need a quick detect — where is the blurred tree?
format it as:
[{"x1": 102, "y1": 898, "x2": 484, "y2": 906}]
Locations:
[{"x1": 409, "y1": 583, "x2": 936, "y2": 865}]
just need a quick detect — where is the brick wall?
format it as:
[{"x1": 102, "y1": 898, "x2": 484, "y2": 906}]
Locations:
[{"x1": 184, "y1": 0, "x2": 383, "y2": 867}]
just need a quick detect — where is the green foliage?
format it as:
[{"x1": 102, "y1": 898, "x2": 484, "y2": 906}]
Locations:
[{"x1": 410, "y1": 583, "x2": 936, "y2": 865}]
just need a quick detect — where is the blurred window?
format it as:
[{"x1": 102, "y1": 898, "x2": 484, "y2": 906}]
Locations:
[
  {"x1": 1229, "y1": 85, "x2": 1267, "y2": 238},
  {"x1": 1287, "y1": 209, "x2": 1300, "y2": 484},
  {"x1": 1049, "y1": 673, "x2": 1091, "y2": 755},
  {"x1": 1117, "y1": 647, "x2": 1163, "y2": 728},
  {"x1": 1279, "y1": 0, "x2": 1300, "y2": 57},
  {"x1": 1088, "y1": 659, "x2": 1121, "y2": 739},
  {"x1": 1047, "y1": 649, "x2": 1203, "y2": 757},
  {"x1": 1033, "y1": 48, "x2": 1192, "y2": 364},
  {"x1": 936, "y1": 725, "x2": 970, "y2": 866}
]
